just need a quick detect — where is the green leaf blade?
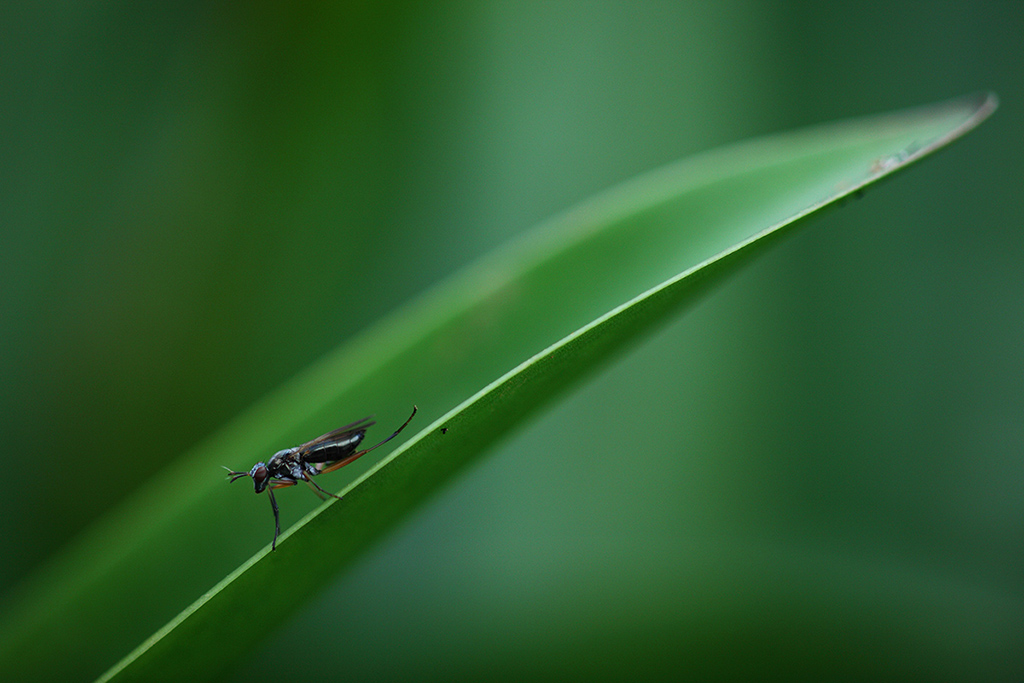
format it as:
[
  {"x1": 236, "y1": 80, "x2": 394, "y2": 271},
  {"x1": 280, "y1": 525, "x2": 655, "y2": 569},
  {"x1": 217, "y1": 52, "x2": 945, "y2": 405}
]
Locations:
[{"x1": 0, "y1": 93, "x2": 996, "y2": 683}]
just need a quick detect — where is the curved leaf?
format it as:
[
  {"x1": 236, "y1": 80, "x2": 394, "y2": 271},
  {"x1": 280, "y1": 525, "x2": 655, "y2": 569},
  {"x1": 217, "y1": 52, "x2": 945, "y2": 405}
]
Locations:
[{"x1": 0, "y1": 93, "x2": 996, "y2": 683}]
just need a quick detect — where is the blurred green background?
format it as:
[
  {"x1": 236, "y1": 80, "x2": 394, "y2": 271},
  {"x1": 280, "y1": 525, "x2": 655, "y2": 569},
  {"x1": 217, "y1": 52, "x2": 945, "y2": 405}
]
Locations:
[{"x1": 1, "y1": 2, "x2": 1021, "y2": 680}]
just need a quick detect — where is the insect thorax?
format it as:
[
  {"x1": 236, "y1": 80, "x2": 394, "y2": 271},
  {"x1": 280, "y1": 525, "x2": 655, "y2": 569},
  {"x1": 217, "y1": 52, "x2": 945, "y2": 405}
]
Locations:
[{"x1": 266, "y1": 447, "x2": 301, "y2": 477}]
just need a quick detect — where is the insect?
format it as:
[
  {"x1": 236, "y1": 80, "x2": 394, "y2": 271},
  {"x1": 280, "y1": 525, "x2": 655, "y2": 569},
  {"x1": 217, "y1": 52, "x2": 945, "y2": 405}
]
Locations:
[{"x1": 226, "y1": 406, "x2": 417, "y2": 549}]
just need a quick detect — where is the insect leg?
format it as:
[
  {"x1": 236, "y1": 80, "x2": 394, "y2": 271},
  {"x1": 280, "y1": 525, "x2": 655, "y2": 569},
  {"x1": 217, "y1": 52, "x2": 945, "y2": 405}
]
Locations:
[
  {"x1": 315, "y1": 451, "x2": 369, "y2": 476},
  {"x1": 267, "y1": 487, "x2": 281, "y2": 550},
  {"x1": 304, "y1": 480, "x2": 326, "y2": 499},
  {"x1": 317, "y1": 406, "x2": 418, "y2": 476},
  {"x1": 303, "y1": 474, "x2": 341, "y2": 500}
]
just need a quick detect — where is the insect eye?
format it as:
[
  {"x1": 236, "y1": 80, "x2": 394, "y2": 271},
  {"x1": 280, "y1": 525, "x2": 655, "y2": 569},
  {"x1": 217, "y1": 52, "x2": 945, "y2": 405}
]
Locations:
[{"x1": 250, "y1": 464, "x2": 269, "y2": 492}]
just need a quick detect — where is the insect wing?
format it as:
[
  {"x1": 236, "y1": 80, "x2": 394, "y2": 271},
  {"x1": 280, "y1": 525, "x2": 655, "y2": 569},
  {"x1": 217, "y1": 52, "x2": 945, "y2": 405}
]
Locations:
[
  {"x1": 301, "y1": 416, "x2": 374, "y2": 448},
  {"x1": 297, "y1": 417, "x2": 374, "y2": 464}
]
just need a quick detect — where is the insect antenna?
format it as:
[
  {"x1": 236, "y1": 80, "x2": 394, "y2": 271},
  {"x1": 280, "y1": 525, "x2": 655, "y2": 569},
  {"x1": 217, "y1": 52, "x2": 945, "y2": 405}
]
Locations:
[{"x1": 223, "y1": 466, "x2": 250, "y2": 483}]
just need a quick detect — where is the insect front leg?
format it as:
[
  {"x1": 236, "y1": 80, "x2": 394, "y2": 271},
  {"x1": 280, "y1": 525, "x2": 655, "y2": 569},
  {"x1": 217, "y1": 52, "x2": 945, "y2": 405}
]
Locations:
[{"x1": 267, "y1": 486, "x2": 281, "y2": 550}]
